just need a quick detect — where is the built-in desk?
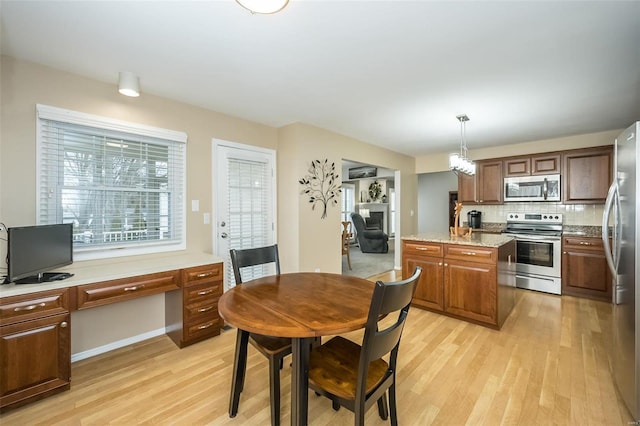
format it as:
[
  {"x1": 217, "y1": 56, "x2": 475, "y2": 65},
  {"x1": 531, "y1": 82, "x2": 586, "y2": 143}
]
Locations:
[{"x1": 0, "y1": 251, "x2": 224, "y2": 412}]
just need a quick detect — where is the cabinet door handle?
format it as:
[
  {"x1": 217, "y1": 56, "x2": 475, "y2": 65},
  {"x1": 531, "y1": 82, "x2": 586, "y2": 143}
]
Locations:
[
  {"x1": 197, "y1": 322, "x2": 214, "y2": 330},
  {"x1": 197, "y1": 306, "x2": 214, "y2": 313},
  {"x1": 60, "y1": 321, "x2": 68, "y2": 328},
  {"x1": 438, "y1": 262, "x2": 443, "y2": 266},
  {"x1": 197, "y1": 289, "x2": 213, "y2": 296},
  {"x1": 579, "y1": 241, "x2": 593, "y2": 246},
  {"x1": 461, "y1": 251, "x2": 477, "y2": 256},
  {"x1": 14, "y1": 302, "x2": 46, "y2": 312},
  {"x1": 415, "y1": 247, "x2": 429, "y2": 251},
  {"x1": 444, "y1": 263, "x2": 448, "y2": 267},
  {"x1": 196, "y1": 272, "x2": 213, "y2": 278},
  {"x1": 124, "y1": 285, "x2": 145, "y2": 292}
]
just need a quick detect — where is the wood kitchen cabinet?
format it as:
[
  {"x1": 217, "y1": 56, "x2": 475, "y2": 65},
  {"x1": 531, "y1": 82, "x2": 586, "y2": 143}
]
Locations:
[
  {"x1": 402, "y1": 238, "x2": 515, "y2": 329},
  {"x1": 166, "y1": 263, "x2": 223, "y2": 348},
  {"x1": 0, "y1": 288, "x2": 71, "y2": 412},
  {"x1": 562, "y1": 236, "x2": 612, "y2": 302},
  {"x1": 443, "y1": 245, "x2": 498, "y2": 325},
  {"x1": 504, "y1": 153, "x2": 561, "y2": 177},
  {"x1": 562, "y1": 146, "x2": 613, "y2": 204},
  {"x1": 402, "y1": 241, "x2": 444, "y2": 311},
  {"x1": 457, "y1": 160, "x2": 503, "y2": 204}
]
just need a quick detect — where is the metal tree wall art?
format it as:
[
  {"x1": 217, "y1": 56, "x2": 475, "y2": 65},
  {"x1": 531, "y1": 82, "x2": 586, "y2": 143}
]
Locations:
[{"x1": 299, "y1": 159, "x2": 341, "y2": 219}]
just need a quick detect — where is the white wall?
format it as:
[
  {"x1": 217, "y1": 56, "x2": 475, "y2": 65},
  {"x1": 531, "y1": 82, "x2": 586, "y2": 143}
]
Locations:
[{"x1": 417, "y1": 171, "x2": 458, "y2": 233}]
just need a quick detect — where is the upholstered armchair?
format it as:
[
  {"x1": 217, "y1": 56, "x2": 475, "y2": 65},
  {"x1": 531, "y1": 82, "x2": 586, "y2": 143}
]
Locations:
[{"x1": 350, "y1": 213, "x2": 389, "y2": 253}]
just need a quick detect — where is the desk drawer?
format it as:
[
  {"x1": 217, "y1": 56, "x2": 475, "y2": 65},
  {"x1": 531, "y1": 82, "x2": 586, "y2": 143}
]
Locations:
[
  {"x1": 184, "y1": 317, "x2": 221, "y2": 341},
  {"x1": 183, "y1": 263, "x2": 223, "y2": 287},
  {"x1": 184, "y1": 297, "x2": 219, "y2": 324},
  {"x1": 184, "y1": 281, "x2": 222, "y2": 303},
  {"x1": 445, "y1": 245, "x2": 496, "y2": 264},
  {"x1": 76, "y1": 270, "x2": 180, "y2": 310},
  {"x1": 0, "y1": 288, "x2": 70, "y2": 326}
]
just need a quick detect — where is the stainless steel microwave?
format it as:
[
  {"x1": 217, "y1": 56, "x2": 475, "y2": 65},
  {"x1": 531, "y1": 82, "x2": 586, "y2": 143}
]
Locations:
[{"x1": 504, "y1": 174, "x2": 561, "y2": 202}]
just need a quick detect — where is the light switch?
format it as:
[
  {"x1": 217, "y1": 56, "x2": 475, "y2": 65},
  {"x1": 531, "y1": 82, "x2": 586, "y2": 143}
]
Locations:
[
  {"x1": 191, "y1": 200, "x2": 199, "y2": 212},
  {"x1": 203, "y1": 213, "x2": 210, "y2": 225}
]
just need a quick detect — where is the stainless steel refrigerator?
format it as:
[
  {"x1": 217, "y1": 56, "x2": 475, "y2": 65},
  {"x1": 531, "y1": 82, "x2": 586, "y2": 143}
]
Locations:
[{"x1": 603, "y1": 121, "x2": 639, "y2": 421}]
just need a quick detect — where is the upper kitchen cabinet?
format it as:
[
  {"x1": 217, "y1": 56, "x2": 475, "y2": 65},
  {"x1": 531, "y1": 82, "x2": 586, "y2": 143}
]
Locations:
[
  {"x1": 457, "y1": 160, "x2": 503, "y2": 204},
  {"x1": 504, "y1": 154, "x2": 561, "y2": 177},
  {"x1": 562, "y1": 146, "x2": 613, "y2": 204}
]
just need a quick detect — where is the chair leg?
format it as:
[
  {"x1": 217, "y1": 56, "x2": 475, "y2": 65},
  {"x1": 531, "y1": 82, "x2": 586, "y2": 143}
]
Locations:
[
  {"x1": 229, "y1": 329, "x2": 250, "y2": 418},
  {"x1": 389, "y1": 384, "x2": 398, "y2": 426},
  {"x1": 332, "y1": 400, "x2": 340, "y2": 411},
  {"x1": 377, "y1": 394, "x2": 389, "y2": 420},
  {"x1": 268, "y1": 356, "x2": 281, "y2": 426}
]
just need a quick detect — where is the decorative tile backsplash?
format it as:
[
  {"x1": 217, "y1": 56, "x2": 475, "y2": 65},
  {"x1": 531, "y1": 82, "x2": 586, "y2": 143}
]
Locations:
[{"x1": 475, "y1": 202, "x2": 605, "y2": 226}]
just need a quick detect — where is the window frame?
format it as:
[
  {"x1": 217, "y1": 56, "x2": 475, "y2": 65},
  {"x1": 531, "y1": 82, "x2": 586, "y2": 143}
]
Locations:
[{"x1": 36, "y1": 104, "x2": 188, "y2": 261}]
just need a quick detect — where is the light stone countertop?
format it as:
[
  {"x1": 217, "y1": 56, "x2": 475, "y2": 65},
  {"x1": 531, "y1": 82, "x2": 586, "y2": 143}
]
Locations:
[
  {"x1": 402, "y1": 232, "x2": 514, "y2": 248},
  {"x1": 0, "y1": 251, "x2": 224, "y2": 298}
]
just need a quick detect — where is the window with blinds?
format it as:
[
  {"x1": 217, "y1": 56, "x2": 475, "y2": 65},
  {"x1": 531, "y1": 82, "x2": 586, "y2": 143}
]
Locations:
[
  {"x1": 36, "y1": 105, "x2": 187, "y2": 259},
  {"x1": 226, "y1": 157, "x2": 273, "y2": 285}
]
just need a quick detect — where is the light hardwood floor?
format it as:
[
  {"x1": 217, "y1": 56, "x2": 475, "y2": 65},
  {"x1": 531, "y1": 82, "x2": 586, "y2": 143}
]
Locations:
[{"x1": 1, "y1": 270, "x2": 633, "y2": 425}]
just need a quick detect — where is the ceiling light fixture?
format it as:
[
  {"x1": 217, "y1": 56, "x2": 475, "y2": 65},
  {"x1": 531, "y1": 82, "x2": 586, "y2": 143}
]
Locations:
[
  {"x1": 118, "y1": 71, "x2": 140, "y2": 97},
  {"x1": 449, "y1": 114, "x2": 476, "y2": 176},
  {"x1": 236, "y1": 0, "x2": 289, "y2": 14}
]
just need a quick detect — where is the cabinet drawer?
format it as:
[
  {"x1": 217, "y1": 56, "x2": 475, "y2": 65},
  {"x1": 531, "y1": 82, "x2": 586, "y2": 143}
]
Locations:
[
  {"x1": 445, "y1": 245, "x2": 496, "y2": 264},
  {"x1": 184, "y1": 297, "x2": 219, "y2": 324},
  {"x1": 563, "y1": 236, "x2": 605, "y2": 251},
  {"x1": 76, "y1": 270, "x2": 180, "y2": 310},
  {"x1": 184, "y1": 281, "x2": 222, "y2": 303},
  {"x1": 184, "y1": 317, "x2": 221, "y2": 341},
  {"x1": 182, "y1": 263, "x2": 223, "y2": 287},
  {"x1": 0, "y1": 288, "x2": 70, "y2": 326},
  {"x1": 403, "y1": 242, "x2": 443, "y2": 257}
]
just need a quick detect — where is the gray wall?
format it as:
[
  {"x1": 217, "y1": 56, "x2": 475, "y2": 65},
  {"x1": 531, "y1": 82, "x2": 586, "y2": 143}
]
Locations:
[{"x1": 417, "y1": 171, "x2": 458, "y2": 233}]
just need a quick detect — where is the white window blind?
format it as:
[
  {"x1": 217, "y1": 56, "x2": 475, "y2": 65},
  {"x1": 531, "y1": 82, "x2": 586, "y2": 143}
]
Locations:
[
  {"x1": 226, "y1": 157, "x2": 272, "y2": 285},
  {"x1": 341, "y1": 183, "x2": 355, "y2": 223},
  {"x1": 36, "y1": 105, "x2": 187, "y2": 259}
]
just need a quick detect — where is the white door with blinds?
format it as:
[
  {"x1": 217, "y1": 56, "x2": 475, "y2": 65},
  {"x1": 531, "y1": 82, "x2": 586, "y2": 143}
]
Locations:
[{"x1": 213, "y1": 140, "x2": 276, "y2": 291}]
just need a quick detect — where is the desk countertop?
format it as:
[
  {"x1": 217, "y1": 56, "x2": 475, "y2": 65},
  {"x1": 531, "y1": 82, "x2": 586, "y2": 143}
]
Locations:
[
  {"x1": 0, "y1": 251, "x2": 224, "y2": 298},
  {"x1": 402, "y1": 232, "x2": 514, "y2": 248}
]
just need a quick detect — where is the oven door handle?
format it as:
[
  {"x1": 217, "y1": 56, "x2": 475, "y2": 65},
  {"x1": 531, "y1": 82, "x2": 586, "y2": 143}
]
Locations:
[
  {"x1": 543, "y1": 178, "x2": 548, "y2": 200},
  {"x1": 505, "y1": 233, "x2": 561, "y2": 241}
]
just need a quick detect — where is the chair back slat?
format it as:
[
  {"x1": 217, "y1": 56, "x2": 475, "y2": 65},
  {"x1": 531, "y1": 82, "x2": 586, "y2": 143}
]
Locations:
[
  {"x1": 360, "y1": 267, "x2": 422, "y2": 366},
  {"x1": 230, "y1": 244, "x2": 280, "y2": 284}
]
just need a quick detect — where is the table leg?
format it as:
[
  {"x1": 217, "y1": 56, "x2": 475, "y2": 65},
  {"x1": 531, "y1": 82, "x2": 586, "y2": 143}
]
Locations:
[
  {"x1": 291, "y1": 337, "x2": 310, "y2": 426},
  {"x1": 229, "y1": 329, "x2": 250, "y2": 417}
]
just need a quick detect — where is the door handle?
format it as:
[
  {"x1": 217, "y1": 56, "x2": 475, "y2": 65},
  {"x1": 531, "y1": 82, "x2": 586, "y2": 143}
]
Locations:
[{"x1": 220, "y1": 232, "x2": 228, "y2": 239}]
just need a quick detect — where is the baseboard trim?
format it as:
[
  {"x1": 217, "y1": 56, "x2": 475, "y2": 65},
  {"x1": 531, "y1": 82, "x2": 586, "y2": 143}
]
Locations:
[{"x1": 71, "y1": 327, "x2": 167, "y2": 363}]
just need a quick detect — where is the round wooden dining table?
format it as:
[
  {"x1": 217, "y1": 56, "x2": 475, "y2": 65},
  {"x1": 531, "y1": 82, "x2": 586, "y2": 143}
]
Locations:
[{"x1": 218, "y1": 272, "x2": 376, "y2": 426}]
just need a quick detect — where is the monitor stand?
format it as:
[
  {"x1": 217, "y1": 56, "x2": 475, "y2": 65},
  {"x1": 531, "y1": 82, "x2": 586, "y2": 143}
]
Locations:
[{"x1": 13, "y1": 272, "x2": 74, "y2": 285}]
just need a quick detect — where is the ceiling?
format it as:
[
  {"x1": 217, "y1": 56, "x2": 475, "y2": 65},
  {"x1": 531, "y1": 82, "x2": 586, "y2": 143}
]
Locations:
[{"x1": 1, "y1": 1, "x2": 639, "y2": 157}]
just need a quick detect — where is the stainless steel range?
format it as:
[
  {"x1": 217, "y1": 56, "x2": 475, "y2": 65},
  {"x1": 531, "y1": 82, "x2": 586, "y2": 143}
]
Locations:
[{"x1": 503, "y1": 212, "x2": 563, "y2": 295}]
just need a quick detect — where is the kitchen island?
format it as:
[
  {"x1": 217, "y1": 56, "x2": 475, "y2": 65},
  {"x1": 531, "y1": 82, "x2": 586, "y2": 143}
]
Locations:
[{"x1": 402, "y1": 232, "x2": 516, "y2": 329}]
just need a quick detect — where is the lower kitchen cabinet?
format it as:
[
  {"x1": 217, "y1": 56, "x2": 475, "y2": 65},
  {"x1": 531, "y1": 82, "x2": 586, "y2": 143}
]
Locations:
[
  {"x1": 403, "y1": 242, "x2": 444, "y2": 311},
  {"x1": 0, "y1": 288, "x2": 71, "y2": 412},
  {"x1": 444, "y1": 258, "x2": 497, "y2": 325},
  {"x1": 562, "y1": 236, "x2": 612, "y2": 302},
  {"x1": 402, "y1": 238, "x2": 515, "y2": 329}
]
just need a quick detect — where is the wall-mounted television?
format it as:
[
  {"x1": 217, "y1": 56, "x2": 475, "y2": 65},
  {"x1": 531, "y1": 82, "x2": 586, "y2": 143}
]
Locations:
[{"x1": 5, "y1": 223, "x2": 74, "y2": 284}]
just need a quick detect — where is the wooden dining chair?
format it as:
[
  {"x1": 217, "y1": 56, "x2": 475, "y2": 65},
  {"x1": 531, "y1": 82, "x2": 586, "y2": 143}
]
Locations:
[
  {"x1": 308, "y1": 266, "x2": 422, "y2": 426},
  {"x1": 229, "y1": 244, "x2": 291, "y2": 426},
  {"x1": 342, "y1": 221, "x2": 353, "y2": 270}
]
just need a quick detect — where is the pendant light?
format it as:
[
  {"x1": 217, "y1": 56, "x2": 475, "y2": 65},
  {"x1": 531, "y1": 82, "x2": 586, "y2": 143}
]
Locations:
[
  {"x1": 449, "y1": 114, "x2": 476, "y2": 176},
  {"x1": 236, "y1": 0, "x2": 289, "y2": 14}
]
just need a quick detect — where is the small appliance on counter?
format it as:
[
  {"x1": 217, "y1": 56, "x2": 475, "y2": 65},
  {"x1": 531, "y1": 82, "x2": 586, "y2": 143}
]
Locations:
[{"x1": 467, "y1": 210, "x2": 482, "y2": 229}]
